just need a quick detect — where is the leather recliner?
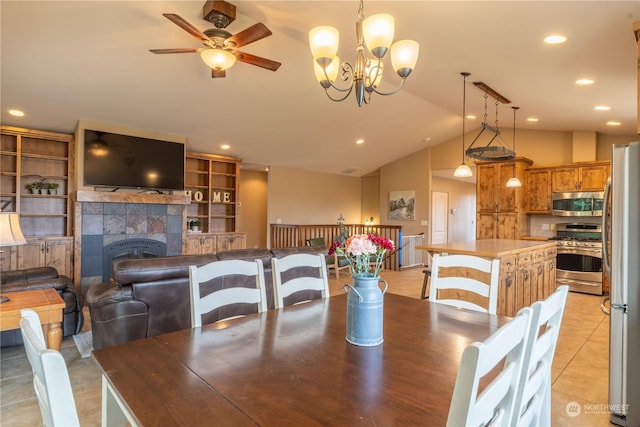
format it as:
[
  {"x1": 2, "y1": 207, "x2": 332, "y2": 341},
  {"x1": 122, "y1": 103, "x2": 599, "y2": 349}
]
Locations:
[{"x1": 0, "y1": 267, "x2": 84, "y2": 347}]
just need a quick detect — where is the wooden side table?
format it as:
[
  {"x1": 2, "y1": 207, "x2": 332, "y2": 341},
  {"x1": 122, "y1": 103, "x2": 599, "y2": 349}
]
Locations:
[{"x1": 0, "y1": 288, "x2": 65, "y2": 350}]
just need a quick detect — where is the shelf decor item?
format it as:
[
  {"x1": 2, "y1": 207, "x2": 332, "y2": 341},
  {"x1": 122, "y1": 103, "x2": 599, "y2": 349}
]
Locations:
[
  {"x1": 47, "y1": 182, "x2": 59, "y2": 195},
  {"x1": 189, "y1": 220, "x2": 201, "y2": 232},
  {"x1": 330, "y1": 233, "x2": 394, "y2": 346},
  {"x1": 26, "y1": 182, "x2": 44, "y2": 194}
]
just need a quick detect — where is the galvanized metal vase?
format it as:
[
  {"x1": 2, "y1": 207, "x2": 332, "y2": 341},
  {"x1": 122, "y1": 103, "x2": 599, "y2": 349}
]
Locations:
[{"x1": 343, "y1": 276, "x2": 388, "y2": 346}]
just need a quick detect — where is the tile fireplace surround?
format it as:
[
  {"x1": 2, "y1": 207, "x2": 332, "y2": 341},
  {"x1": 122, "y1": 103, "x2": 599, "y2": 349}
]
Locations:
[{"x1": 74, "y1": 191, "x2": 191, "y2": 293}]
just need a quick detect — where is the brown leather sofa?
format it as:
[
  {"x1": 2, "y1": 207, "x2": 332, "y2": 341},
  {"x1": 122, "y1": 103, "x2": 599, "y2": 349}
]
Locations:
[
  {"x1": 0, "y1": 267, "x2": 84, "y2": 347},
  {"x1": 86, "y1": 246, "x2": 326, "y2": 350}
]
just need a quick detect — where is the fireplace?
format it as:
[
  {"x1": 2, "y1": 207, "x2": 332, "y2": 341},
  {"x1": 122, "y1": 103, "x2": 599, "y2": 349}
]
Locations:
[
  {"x1": 78, "y1": 200, "x2": 184, "y2": 292},
  {"x1": 102, "y1": 238, "x2": 167, "y2": 281}
]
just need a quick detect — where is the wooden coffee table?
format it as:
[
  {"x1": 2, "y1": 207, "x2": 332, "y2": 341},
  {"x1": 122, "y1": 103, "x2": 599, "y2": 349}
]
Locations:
[{"x1": 0, "y1": 288, "x2": 65, "y2": 350}]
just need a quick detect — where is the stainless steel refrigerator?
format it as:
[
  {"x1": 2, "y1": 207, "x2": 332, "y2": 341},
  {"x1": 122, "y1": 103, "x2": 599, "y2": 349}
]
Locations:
[{"x1": 604, "y1": 141, "x2": 640, "y2": 426}]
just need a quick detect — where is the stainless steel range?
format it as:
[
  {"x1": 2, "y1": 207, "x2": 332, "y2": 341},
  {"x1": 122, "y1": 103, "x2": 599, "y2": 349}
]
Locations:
[{"x1": 549, "y1": 222, "x2": 603, "y2": 295}]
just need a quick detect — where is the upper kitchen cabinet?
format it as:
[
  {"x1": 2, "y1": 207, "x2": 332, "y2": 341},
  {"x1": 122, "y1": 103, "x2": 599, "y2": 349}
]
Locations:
[
  {"x1": 475, "y1": 158, "x2": 532, "y2": 240},
  {"x1": 551, "y1": 161, "x2": 610, "y2": 192},
  {"x1": 524, "y1": 168, "x2": 552, "y2": 214}
]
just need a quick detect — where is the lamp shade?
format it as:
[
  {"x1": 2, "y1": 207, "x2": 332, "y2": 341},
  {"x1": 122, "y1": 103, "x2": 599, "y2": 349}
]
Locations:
[
  {"x1": 200, "y1": 48, "x2": 237, "y2": 71},
  {"x1": 362, "y1": 14, "x2": 395, "y2": 58},
  {"x1": 454, "y1": 163, "x2": 473, "y2": 178},
  {"x1": 314, "y1": 56, "x2": 340, "y2": 85},
  {"x1": 0, "y1": 212, "x2": 27, "y2": 247},
  {"x1": 309, "y1": 26, "x2": 339, "y2": 67},
  {"x1": 364, "y1": 59, "x2": 383, "y2": 88},
  {"x1": 390, "y1": 40, "x2": 419, "y2": 78},
  {"x1": 506, "y1": 177, "x2": 522, "y2": 188}
]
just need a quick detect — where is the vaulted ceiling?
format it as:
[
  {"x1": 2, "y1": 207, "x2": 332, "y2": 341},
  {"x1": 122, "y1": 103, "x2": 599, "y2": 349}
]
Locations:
[{"x1": 1, "y1": 1, "x2": 638, "y2": 176}]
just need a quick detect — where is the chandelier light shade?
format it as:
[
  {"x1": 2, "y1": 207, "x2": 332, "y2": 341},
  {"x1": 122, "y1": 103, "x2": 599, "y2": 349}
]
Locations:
[
  {"x1": 309, "y1": 0, "x2": 419, "y2": 107},
  {"x1": 506, "y1": 106, "x2": 523, "y2": 188},
  {"x1": 0, "y1": 212, "x2": 27, "y2": 247},
  {"x1": 200, "y1": 48, "x2": 237, "y2": 70},
  {"x1": 454, "y1": 72, "x2": 473, "y2": 178}
]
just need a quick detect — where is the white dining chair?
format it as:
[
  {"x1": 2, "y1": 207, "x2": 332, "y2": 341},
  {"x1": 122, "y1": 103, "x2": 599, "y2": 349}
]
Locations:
[
  {"x1": 271, "y1": 253, "x2": 330, "y2": 309},
  {"x1": 428, "y1": 253, "x2": 500, "y2": 314},
  {"x1": 447, "y1": 307, "x2": 533, "y2": 427},
  {"x1": 188, "y1": 259, "x2": 267, "y2": 328},
  {"x1": 512, "y1": 285, "x2": 569, "y2": 426},
  {"x1": 19, "y1": 309, "x2": 80, "y2": 427}
]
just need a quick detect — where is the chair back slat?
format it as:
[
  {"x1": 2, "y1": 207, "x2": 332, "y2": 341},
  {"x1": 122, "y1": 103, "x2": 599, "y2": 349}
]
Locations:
[
  {"x1": 429, "y1": 253, "x2": 500, "y2": 314},
  {"x1": 189, "y1": 259, "x2": 267, "y2": 328},
  {"x1": 19, "y1": 309, "x2": 80, "y2": 427},
  {"x1": 272, "y1": 253, "x2": 330, "y2": 309}
]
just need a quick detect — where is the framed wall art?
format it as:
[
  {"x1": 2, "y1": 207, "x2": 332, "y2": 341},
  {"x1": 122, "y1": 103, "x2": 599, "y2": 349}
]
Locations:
[{"x1": 389, "y1": 190, "x2": 415, "y2": 220}]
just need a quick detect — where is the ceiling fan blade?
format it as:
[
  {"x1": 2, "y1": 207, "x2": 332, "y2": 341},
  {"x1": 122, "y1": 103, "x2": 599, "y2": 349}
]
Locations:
[
  {"x1": 149, "y1": 48, "x2": 198, "y2": 54},
  {"x1": 234, "y1": 51, "x2": 281, "y2": 71},
  {"x1": 212, "y1": 69, "x2": 226, "y2": 79},
  {"x1": 163, "y1": 13, "x2": 209, "y2": 43},
  {"x1": 227, "y1": 23, "x2": 272, "y2": 48}
]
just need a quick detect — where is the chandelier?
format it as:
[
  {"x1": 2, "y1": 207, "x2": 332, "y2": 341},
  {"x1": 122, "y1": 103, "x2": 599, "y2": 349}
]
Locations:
[{"x1": 308, "y1": 0, "x2": 419, "y2": 107}]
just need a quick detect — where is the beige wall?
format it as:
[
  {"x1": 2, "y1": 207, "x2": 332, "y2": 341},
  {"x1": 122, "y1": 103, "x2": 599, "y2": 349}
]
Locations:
[
  {"x1": 361, "y1": 172, "x2": 380, "y2": 224},
  {"x1": 379, "y1": 149, "x2": 430, "y2": 237},
  {"x1": 267, "y1": 166, "x2": 362, "y2": 227},
  {"x1": 431, "y1": 177, "x2": 476, "y2": 243},
  {"x1": 239, "y1": 169, "x2": 268, "y2": 249}
]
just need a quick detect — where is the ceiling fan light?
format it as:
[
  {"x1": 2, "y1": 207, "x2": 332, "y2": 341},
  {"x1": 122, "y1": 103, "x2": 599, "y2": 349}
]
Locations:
[
  {"x1": 309, "y1": 26, "x2": 339, "y2": 66},
  {"x1": 390, "y1": 39, "x2": 419, "y2": 78},
  {"x1": 454, "y1": 163, "x2": 473, "y2": 178},
  {"x1": 314, "y1": 56, "x2": 340, "y2": 87},
  {"x1": 506, "y1": 177, "x2": 522, "y2": 188},
  {"x1": 200, "y1": 48, "x2": 236, "y2": 70},
  {"x1": 363, "y1": 14, "x2": 395, "y2": 59}
]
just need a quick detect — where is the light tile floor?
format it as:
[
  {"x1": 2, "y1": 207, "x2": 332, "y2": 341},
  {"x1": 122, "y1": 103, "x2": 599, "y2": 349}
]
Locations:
[{"x1": 0, "y1": 268, "x2": 611, "y2": 426}]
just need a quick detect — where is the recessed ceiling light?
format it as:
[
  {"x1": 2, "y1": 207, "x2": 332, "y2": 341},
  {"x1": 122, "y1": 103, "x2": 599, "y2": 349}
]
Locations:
[
  {"x1": 466, "y1": 115, "x2": 476, "y2": 120},
  {"x1": 8, "y1": 109, "x2": 24, "y2": 117},
  {"x1": 355, "y1": 139, "x2": 365, "y2": 145},
  {"x1": 544, "y1": 35, "x2": 567, "y2": 44},
  {"x1": 594, "y1": 105, "x2": 611, "y2": 111},
  {"x1": 526, "y1": 117, "x2": 539, "y2": 122},
  {"x1": 221, "y1": 144, "x2": 230, "y2": 149},
  {"x1": 575, "y1": 79, "x2": 594, "y2": 85},
  {"x1": 607, "y1": 121, "x2": 621, "y2": 126}
]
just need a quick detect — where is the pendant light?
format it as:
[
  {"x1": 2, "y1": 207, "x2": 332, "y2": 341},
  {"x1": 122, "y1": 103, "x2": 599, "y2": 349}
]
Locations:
[
  {"x1": 454, "y1": 72, "x2": 473, "y2": 178},
  {"x1": 506, "y1": 106, "x2": 522, "y2": 188}
]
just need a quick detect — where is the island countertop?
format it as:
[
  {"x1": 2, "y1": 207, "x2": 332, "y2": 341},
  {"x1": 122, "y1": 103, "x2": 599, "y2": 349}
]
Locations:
[{"x1": 416, "y1": 239, "x2": 556, "y2": 258}]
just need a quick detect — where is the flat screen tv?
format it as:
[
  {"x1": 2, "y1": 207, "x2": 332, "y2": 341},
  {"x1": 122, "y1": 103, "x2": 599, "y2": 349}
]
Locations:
[{"x1": 83, "y1": 129, "x2": 184, "y2": 192}]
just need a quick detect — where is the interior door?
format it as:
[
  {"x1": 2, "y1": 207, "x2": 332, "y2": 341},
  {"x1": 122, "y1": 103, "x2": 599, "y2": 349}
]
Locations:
[{"x1": 431, "y1": 191, "x2": 448, "y2": 244}]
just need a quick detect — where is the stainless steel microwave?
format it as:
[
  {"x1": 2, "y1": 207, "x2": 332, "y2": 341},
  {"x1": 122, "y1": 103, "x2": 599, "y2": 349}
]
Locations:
[{"x1": 552, "y1": 191, "x2": 605, "y2": 216}]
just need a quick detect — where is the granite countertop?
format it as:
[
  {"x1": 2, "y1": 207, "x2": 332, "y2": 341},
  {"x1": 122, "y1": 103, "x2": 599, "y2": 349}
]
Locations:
[{"x1": 416, "y1": 239, "x2": 556, "y2": 258}]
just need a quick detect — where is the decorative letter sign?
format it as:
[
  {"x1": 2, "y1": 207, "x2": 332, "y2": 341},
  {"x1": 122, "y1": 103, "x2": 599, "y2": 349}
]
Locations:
[{"x1": 212, "y1": 191, "x2": 233, "y2": 203}]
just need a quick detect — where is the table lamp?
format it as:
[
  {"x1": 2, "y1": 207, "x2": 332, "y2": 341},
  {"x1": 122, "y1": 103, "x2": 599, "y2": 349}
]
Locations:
[{"x1": 0, "y1": 212, "x2": 27, "y2": 302}]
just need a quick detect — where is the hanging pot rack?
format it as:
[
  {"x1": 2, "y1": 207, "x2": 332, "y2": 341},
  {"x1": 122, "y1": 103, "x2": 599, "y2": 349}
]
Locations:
[{"x1": 465, "y1": 81, "x2": 516, "y2": 162}]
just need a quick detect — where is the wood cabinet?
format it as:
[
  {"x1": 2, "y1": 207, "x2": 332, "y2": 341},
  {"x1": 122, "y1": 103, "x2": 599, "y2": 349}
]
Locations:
[
  {"x1": 524, "y1": 168, "x2": 551, "y2": 213},
  {"x1": 185, "y1": 151, "x2": 241, "y2": 234},
  {"x1": 16, "y1": 237, "x2": 73, "y2": 278},
  {"x1": 1, "y1": 126, "x2": 74, "y2": 278},
  {"x1": 183, "y1": 232, "x2": 246, "y2": 255},
  {"x1": 475, "y1": 158, "x2": 532, "y2": 239},
  {"x1": 551, "y1": 162, "x2": 610, "y2": 192},
  {"x1": 635, "y1": 21, "x2": 640, "y2": 133},
  {"x1": 184, "y1": 234, "x2": 217, "y2": 255}
]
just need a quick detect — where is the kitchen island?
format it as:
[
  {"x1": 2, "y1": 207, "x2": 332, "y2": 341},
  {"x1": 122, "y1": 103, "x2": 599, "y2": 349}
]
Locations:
[{"x1": 418, "y1": 239, "x2": 557, "y2": 316}]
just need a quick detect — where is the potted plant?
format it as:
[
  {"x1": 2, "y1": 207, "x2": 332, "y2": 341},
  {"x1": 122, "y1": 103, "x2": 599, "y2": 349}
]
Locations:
[
  {"x1": 25, "y1": 182, "x2": 40, "y2": 194},
  {"x1": 189, "y1": 220, "x2": 201, "y2": 232},
  {"x1": 47, "y1": 182, "x2": 59, "y2": 195}
]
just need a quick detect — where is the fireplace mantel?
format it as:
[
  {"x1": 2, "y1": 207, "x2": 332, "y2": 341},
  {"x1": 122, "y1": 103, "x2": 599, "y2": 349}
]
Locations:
[{"x1": 74, "y1": 191, "x2": 191, "y2": 205}]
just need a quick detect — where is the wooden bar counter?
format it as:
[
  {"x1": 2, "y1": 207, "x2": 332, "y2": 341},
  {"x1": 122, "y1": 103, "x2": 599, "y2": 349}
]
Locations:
[{"x1": 418, "y1": 239, "x2": 557, "y2": 316}]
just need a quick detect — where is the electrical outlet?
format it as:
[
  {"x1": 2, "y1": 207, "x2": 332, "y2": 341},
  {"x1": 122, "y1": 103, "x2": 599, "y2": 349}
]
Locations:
[
  {"x1": 550, "y1": 223, "x2": 556, "y2": 231},
  {"x1": 541, "y1": 223, "x2": 550, "y2": 231},
  {"x1": 421, "y1": 220, "x2": 428, "y2": 226}
]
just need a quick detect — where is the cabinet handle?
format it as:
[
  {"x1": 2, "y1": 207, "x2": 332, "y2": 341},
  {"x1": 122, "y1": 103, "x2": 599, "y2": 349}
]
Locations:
[
  {"x1": 550, "y1": 262, "x2": 554, "y2": 270},
  {"x1": 41, "y1": 244, "x2": 45, "y2": 254},
  {"x1": 507, "y1": 276, "x2": 513, "y2": 287},
  {"x1": 538, "y1": 265, "x2": 543, "y2": 274}
]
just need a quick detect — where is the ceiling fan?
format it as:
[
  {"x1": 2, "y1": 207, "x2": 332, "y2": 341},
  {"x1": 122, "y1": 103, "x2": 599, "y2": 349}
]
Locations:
[{"x1": 149, "y1": 0, "x2": 281, "y2": 78}]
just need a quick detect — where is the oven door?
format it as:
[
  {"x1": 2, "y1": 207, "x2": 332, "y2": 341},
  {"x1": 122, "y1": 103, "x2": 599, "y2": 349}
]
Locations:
[{"x1": 556, "y1": 246, "x2": 603, "y2": 295}]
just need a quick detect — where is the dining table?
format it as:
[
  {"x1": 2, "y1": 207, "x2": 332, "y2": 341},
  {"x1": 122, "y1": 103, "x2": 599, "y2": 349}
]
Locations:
[{"x1": 92, "y1": 292, "x2": 508, "y2": 426}]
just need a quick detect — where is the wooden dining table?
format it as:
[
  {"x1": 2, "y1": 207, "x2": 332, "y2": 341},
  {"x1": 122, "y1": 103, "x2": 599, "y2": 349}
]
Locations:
[{"x1": 92, "y1": 293, "x2": 509, "y2": 426}]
